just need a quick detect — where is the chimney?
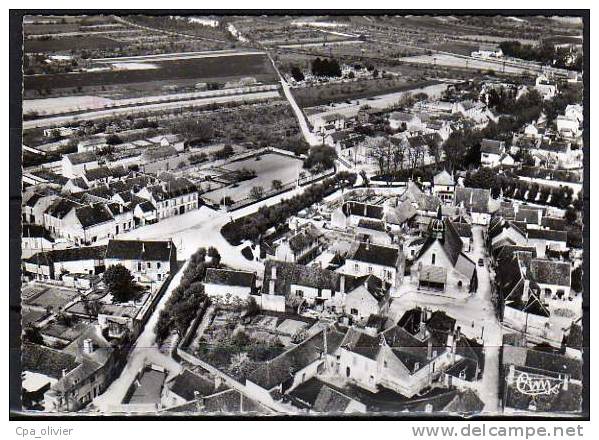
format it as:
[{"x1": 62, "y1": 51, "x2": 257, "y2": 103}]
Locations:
[
  {"x1": 82, "y1": 338, "x2": 94, "y2": 355},
  {"x1": 214, "y1": 376, "x2": 222, "y2": 390},
  {"x1": 339, "y1": 275, "x2": 346, "y2": 295},
  {"x1": 537, "y1": 210, "x2": 542, "y2": 226},
  {"x1": 271, "y1": 265, "x2": 277, "y2": 280},
  {"x1": 469, "y1": 191, "x2": 473, "y2": 206},
  {"x1": 507, "y1": 364, "x2": 515, "y2": 384},
  {"x1": 365, "y1": 239, "x2": 370, "y2": 251},
  {"x1": 62, "y1": 368, "x2": 68, "y2": 378},
  {"x1": 563, "y1": 374, "x2": 569, "y2": 391},
  {"x1": 363, "y1": 203, "x2": 368, "y2": 217},
  {"x1": 522, "y1": 279, "x2": 530, "y2": 304},
  {"x1": 427, "y1": 337, "x2": 433, "y2": 360},
  {"x1": 119, "y1": 204, "x2": 123, "y2": 214}
]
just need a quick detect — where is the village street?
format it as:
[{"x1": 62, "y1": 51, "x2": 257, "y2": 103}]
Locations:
[{"x1": 388, "y1": 225, "x2": 502, "y2": 412}]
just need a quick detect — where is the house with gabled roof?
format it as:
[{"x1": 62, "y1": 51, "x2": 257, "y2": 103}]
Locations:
[
  {"x1": 411, "y1": 215, "x2": 477, "y2": 295},
  {"x1": 43, "y1": 324, "x2": 131, "y2": 412},
  {"x1": 61, "y1": 203, "x2": 116, "y2": 245},
  {"x1": 454, "y1": 187, "x2": 492, "y2": 225},
  {"x1": 245, "y1": 325, "x2": 348, "y2": 402},
  {"x1": 495, "y1": 249, "x2": 551, "y2": 335},
  {"x1": 272, "y1": 223, "x2": 325, "y2": 265},
  {"x1": 23, "y1": 245, "x2": 106, "y2": 281},
  {"x1": 432, "y1": 170, "x2": 456, "y2": 204},
  {"x1": 501, "y1": 335, "x2": 582, "y2": 414},
  {"x1": 137, "y1": 177, "x2": 199, "y2": 221},
  {"x1": 334, "y1": 309, "x2": 462, "y2": 398},
  {"x1": 105, "y1": 239, "x2": 177, "y2": 283},
  {"x1": 61, "y1": 151, "x2": 100, "y2": 179},
  {"x1": 343, "y1": 241, "x2": 402, "y2": 287},
  {"x1": 480, "y1": 139, "x2": 507, "y2": 168}
]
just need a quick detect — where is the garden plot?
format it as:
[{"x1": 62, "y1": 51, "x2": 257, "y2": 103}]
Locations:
[
  {"x1": 202, "y1": 153, "x2": 304, "y2": 205},
  {"x1": 23, "y1": 285, "x2": 80, "y2": 311}
]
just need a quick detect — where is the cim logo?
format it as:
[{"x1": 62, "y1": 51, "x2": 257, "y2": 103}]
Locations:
[{"x1": 515, "y1": 372, "x2": 563, "y2": 396}]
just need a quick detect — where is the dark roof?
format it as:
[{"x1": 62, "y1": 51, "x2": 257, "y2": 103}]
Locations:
[
  {"x1": 287, "y1": 225, "x2": 322, "y2": 253},
  {"x1": 26, "y1": 245, "x2": 106, "y2": 264},
  {"x1": 204, "y1": 268, "x2": 255, "y2": 288},
  {"x1": 84, "y1": 165, "x2": 128, "y2": 182},
  {"x1": 452, "y1": 221, "x2": 472, "y2": 238},
  {"x1": 342, "y1": 201, "x2": 384, "y2": 220},
  {"x1": 262, "y1": 260, "x2": 341, "y2": 296},
  {"x1": 21, "y1": 343, "x2": 78, "y2": 379},
  {"x1": 454, "y1": 187, "x2": 490, "y2": 214},
  {"x1": 340, "y1": 327, "x2": 382, "y2": 361},
  {"x1": 138, "y1": 200, "x2": 157, "y2": 213},
  {"x1": 529, "y1": 259, "x2": 571, "y2": 287},
  {"x1": 515, "y1": 208, "x2": 542, "y2": 224},
  {"x1": 247, "y1": 325, "x2": 347, "y2": 390},
  {"x1": 348, "y1": 242, "x2": 400, "y2": 268},
  {"x1": 147, "y1": 178, "x2": 197, "y2": 201},
  {"x1": 22, "y1": 224, "x2": 54, "y2": 242},
  {"x1": 313, "y1": 385, "x2": 354, "y2": 413},
  {"x1": 480, "y1": 139, "x2": 504, "y2": 155},
  {"x1": 105, "y1": 239, "x2": 175, "y2": 262},
  {"x1": 169, "y1": 370, "x2": 222, "y2": 401},
  {"x1": 45, "y1": 198, "x2": 81, "y2": 219},
  {"x1": 527, "y1": 228, "x2": 567, "y2": 242},
  {"x1": 65, "y1": 151, "x2": 98, "y2": 165},
  {"x1": 75, "y1": 203, "x2": 114, "y2": 228},
  {"x1": 541, "y1": 216, "x2": 566, "y2": 231}
]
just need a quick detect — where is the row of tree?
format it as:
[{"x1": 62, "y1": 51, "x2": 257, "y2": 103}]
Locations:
[
  {"x1": 498, "y1": 40, "x2": 582, "y2": 71},
  {"x1": 153, "y1": 247, "x2": 221, "y2": 343},
  {"x1": 221, "y1": 172, "x2": 357, "y2": 245}
]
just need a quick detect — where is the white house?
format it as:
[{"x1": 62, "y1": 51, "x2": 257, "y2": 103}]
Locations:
[
  {"x1": 431, "y1": 170, "x2": 455, "y2": 204},
  {"x1": 61, "y1": 152, "x2": 100, "y2": 179},
  {"x1": 105, "y1": 239, "x2": 177, "y2": 283},
  {"x1": 343, "y1": 241, "x2": 402, "y2": 287}
]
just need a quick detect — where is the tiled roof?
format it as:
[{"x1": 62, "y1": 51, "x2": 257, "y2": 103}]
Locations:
[
  {"x1": 247, "y1": 325, "x2": 347, "y2": 390},
  {"x1": 169, "y1": 370, "x2": 222, "y2": 401},
  {"x1": 454, "y1": 187, "x2": 490, "y2": 213},
  {"x1": 480, "y1": 139, "x2": 504, "y2": 155},
  {"x1": 527, "y1": 228, "x2": 567, "y2": 242},
  {"x1": 106, "y1": 239, "x2": 175, "y2": 262},
  {"x1": 22, "y1": 224, "x2": 54, "y2": 242},
  {"x1": 263, "y1": 260, "x2": 343, "y2": 296},
  {"x1": 348, "y1": 242, "x2": 399, "y2": 268},
  {"x1": 75, "y1": 203, "x2": 114, "y2": 228},
  {"x1": 341, "y1": 327, "x2": 382, "y2": 361},
  {"x1": 342, "y1": 201, "x2": 384, "y2": 220},
  {"x1": 433, "y1": 170, "x2": 455, "y2": 186},
  {"x1": 529, "y1": 259, "x2": 571, "y2": 287},
  {"x1": 26, "y1": 245, "x2": 106, "y2": 264},
  {"x1": 65, "y1": 151, "x2": 99, "y2": 165},
  {"x1": 21, "y1": 343, "x2": 78, "y2": 380}
]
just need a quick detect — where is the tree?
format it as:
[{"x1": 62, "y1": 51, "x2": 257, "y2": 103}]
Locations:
[
  {"x1": 565, "y1": 206, "x2": 578, "y2": 223},
  {"x1": 304, "y1": 145, "x2": 337, "y2": 170},
  {"x1": 23, "y1": 324, "x2": 43, "y2": 344},
  {"x1": 271, "y1": 179, "x2": 283, "y2": 191},
  {"x1": 290, "y1": 65, "x2": 305, "y2": 82},
  {"x1": 106, "y1": 134, "x2": 123, "y2": 145},
  {"x1": 103, "y1": 265, "x2": 138, "y2": 303},
  {"x1": 249, "y1": 186, "x2": 264, "y2": 200},
  {"x1": 571, "y1": 266, "x2": 583, "y2": 293},
  {"x1": 214, "y1": 144, "x2": 234, "y2": 160}
]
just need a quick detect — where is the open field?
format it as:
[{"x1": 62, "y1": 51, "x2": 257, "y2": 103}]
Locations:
[
  {"x1": 202, "y1": 152, "x2": 304, "y2": 204},
  {"x1": 24, "y1": 53, "x2": 277, "y2": 92},
  {"x1": 399, "y1": 53, "x2": 536, "y2": 75},
  {"x1": 292, "y1": 79, "x2": 440, "y2": 108},
  {"x1": 25, "y1": 36, "x2": 126, "y2": 53},
  {"x1": 23, "y1": 90, "x2": 282, "y2": 130}
]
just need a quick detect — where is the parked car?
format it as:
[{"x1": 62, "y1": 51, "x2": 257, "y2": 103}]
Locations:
[{"x1": 478, "y1": 258, "x2": 484, "y2": 267}]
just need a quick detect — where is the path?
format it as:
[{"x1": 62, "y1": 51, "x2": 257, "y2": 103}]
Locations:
[{"x1": 265, "y1": 52, "x2": 321, "y2": 147}]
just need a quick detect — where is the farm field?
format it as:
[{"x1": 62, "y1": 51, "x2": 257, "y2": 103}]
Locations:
[
  {"x1": 399, "y1": 53, "x2": 535, "y2": 74},
  {"x1": 24, "y1": 53, "x2": 278, "y2": 92},
  {"x1": 293, "y1": 79, "x2": 442, "y2": 108},
  {"x1": 25, "y1": 36, "x2": 126, "y2": 53},
  {"x1": 202, "y1": 153, "x2": 304, "y2": 205}
]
